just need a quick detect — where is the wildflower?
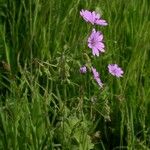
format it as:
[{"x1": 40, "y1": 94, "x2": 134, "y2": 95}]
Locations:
[
  {"x1": 80, "y1": 66, "x2": 87, "y2": 73},
  {"x1": 80, "y1": 9, "x2": 108, "y2": 26},
  {"x1": 88, "y1": 29, "x2": 105, "y2": 56},
  {"x1": 92, "y1": 67, "x2": 103, "y2": 87},
  {"x1": 108, "y1": 64, "x2": 124, "y2": 77}
]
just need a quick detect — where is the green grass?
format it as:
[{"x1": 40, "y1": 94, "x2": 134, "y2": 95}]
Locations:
[{"x1": 0, "y1": 0, "x2": 150, "y2": 149}]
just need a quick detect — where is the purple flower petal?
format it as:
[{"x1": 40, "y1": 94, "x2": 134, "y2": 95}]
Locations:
[{"x1": 95, "y1": 19, "x2": 108, "y2": 26}]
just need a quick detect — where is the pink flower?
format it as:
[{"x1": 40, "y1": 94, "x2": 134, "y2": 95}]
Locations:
[
  {"x1": 108, "y1": 64, "x2": 124, "y2": 77},
  {"x1": 92, "y1": 67, "x2": 103, "y2": 87},
  {"x1": 80, "y1": 9, "x2": 108, "y2": 26},
  {"x1": 88, "y1": 29, "x2": 105, "y2": 56},
  {"x1": 80, "y1": 66, "x2": 87, "y2": 73}
]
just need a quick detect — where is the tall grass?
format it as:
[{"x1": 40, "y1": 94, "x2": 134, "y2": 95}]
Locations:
[{"x1": 0, "y1": 0, "x2": 150, "y2": 149}]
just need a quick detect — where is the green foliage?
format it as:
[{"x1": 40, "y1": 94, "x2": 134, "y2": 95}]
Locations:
[{"x1": 0, "y1": 0, "x2": 150, "y2": 149}]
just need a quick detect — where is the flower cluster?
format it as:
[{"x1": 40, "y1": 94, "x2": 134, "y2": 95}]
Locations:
[{"x1": 80, "y1": 9, "x2": 124, "y2": 88}]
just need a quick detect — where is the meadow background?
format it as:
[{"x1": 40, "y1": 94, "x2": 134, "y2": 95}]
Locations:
[{"x1": 0, "y1": 0, "x2": 150, "y2": 149}]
